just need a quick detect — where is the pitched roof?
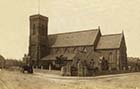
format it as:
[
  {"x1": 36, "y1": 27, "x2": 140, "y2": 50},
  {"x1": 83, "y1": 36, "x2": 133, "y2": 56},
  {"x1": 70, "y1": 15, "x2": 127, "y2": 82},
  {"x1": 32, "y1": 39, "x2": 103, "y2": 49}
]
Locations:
[
  {"x1": 96, "y1": 33, "x2": 123, "y2": 49},
  {"x1": 48, "y1": 29, "x2": 100, "y2": 47}
]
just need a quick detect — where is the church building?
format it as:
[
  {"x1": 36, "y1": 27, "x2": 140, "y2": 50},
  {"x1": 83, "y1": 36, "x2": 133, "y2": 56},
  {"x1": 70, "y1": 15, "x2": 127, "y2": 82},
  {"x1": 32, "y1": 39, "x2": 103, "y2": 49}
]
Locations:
[{"x1": 28, "y1": 14, "x2": 127, "y2": 71}]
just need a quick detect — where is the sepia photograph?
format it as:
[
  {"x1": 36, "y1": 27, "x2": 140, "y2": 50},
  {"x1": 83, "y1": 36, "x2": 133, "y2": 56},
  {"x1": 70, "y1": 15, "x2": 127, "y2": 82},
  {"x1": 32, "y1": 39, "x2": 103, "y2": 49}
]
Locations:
[{"x1": 0, "y1": 0, "x2": 140, "y2": 89}]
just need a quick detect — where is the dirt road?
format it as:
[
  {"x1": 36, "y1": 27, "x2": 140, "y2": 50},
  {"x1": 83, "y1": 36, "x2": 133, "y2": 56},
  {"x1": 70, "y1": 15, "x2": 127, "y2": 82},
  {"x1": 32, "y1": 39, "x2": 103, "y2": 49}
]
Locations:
[{"x1": 0, "y1": 70, "x2": 140, "y2": 89}]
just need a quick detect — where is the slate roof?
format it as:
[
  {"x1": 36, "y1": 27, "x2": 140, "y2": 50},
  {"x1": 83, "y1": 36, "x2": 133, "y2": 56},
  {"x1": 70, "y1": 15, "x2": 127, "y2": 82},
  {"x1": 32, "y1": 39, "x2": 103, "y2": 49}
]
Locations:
[
  {"x1": 48, "y1": 29, "x2": 100, "y2": 47},
  {"x1": 41, "y1": 30, "x2": 124, "y2": 61},
  {"x1": 96, "y1": 33, "x2": 123, "y2": 49}
]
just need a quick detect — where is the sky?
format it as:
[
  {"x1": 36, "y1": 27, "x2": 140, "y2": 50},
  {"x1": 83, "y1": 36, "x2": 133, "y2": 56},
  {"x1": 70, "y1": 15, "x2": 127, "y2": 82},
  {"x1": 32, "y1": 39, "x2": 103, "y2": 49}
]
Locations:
[{"x1": 0, "y1": 0, "x2": 140, "y2": 59}]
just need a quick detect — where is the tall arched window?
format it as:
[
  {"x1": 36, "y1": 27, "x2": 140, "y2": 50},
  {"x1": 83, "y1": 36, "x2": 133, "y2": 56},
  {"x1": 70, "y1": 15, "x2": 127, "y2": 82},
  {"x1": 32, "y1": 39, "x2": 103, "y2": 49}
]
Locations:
[
  {"x1": 33, "y1": 24, "x2": 35, "y2": 35},
  {"x1": 109, "y1": 52, "x2": 113, "y2": 63},
  {"x1": 41, "y1": 24, "x2": 46, "y2": 35}
]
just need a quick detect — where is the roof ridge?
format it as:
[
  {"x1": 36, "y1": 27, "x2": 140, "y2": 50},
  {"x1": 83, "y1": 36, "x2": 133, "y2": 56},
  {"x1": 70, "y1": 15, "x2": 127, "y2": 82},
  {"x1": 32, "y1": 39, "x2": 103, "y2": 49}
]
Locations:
[
  {"x1": 48, "y1": 29, "x2": 99, "y2": 36},
  {"x1": 101, "y1": 33, "x2": 122, "y2": 37}
]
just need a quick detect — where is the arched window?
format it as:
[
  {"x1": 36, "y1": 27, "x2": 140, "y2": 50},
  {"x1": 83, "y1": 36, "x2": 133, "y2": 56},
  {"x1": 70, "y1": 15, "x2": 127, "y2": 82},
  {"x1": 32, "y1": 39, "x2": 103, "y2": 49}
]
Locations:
[
  {"x1": 33, "y1": 24, "x2": 36, "y2": 35},
  {"x1": 73, "y1": 47, "x2": 77, "y2": 53},
  {"x1": 41, "y1": 24, "x2": 46, "y2": 36},
  {"x1": 109, "y1": 52, "x2": 113, "y2": 63},
  {"x1": 64, "y1": 48, "x2": 67, "y2": 53}
]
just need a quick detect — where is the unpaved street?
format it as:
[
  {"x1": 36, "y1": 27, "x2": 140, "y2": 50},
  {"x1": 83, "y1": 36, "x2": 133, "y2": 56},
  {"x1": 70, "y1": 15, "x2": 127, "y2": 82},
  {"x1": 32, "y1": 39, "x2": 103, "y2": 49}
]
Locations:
[{"x1": 0, "y1": 70, "x2": 140, "y2": 89}]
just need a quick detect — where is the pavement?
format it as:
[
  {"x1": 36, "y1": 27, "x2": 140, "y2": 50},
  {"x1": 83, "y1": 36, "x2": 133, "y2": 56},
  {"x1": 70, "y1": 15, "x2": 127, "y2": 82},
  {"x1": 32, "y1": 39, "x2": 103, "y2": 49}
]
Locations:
[
  {"x1": 0, "y1": 69, "x2": 140, "y2": 89},
  {"x1": 34, "y1": 71, "x2": 137, "y2": 81}
]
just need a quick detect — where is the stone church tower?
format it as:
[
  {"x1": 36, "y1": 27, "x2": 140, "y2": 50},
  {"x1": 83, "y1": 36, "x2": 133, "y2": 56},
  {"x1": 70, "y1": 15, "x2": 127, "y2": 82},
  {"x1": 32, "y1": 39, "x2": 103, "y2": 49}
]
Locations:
[{"x1": 29, "y1": 14, "x2": 49, "y2": 66}]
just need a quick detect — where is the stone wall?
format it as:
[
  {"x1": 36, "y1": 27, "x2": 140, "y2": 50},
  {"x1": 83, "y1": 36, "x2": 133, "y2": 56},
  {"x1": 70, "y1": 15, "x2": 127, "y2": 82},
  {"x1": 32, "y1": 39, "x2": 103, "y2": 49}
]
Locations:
[{"x1": 44, "y1": 41, "x2": 127, "y2": 72}]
